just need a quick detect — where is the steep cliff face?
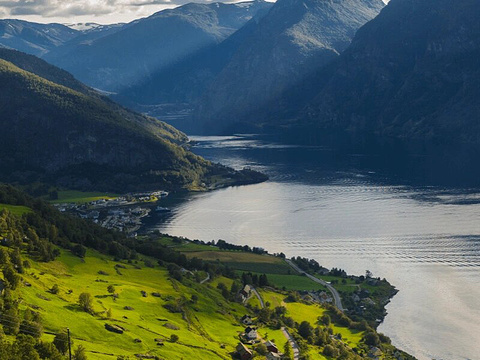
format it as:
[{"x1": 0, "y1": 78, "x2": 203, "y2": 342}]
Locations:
[
  {"x1": 43, "y1": 1, "x2": 273, "y2": 92},
  {"x1": 194, "y1": 0, "x2": 384, "y2": 133},
  {"x1": 293, "y1": 0, "x2": 480, "y2": 143}
]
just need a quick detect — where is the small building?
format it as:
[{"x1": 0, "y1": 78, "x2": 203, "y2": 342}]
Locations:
[
  {"x1": 244, "y1": 327, "x2": 257, "y2": 340},
  {"x1": 240, "y1": 285, "x2": 252, "y2": 298},
  {"x1": 241, "y1": 315, "x2": 253, "y2": 325},
  {"x1": 236, "y1": 343, "x2": 253, "y2": 360},
  {"x1": 265, "y1": 340, "x2": 278, "y2": 353},
  {"x1": 266, "y1": 352, "x2": 282, "y2": 360},
  {"x1": 368, "y1": 346, "x2": 383, "y2": 360}
]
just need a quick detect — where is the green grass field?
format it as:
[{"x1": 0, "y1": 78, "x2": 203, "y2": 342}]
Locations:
[
  {"x1": 259, "y1": 289, "x2": 364, "y2": 349},
  {"x1": 49, "y1": 191, "x2": 119, "y2": 204},
  {"x1": 0, "y1": 203, "x2": 32, "y2": 216},
  {"x1": 19, "y1": 249, "x2": 248, "y2": 359},
  {"x1": 183, "y1": 250, "x2": 292, "y2": 275}
]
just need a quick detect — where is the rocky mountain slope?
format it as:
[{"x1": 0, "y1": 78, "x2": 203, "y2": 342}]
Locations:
[
  {"x1": 43, "y1": 1, "x2": 273, "y2": 92},
  {"x1": 114, "y1": 3, "x2": 272, "y2": 110},
  {"x1": 194, "y1": 0, "x2": 385, "y2": 133},
  {"x1": 278, "y1": 0, "x2": 480, "y2": 144}
]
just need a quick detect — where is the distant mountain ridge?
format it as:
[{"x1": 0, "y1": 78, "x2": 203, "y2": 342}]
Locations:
[
  {"x1": 0, "y1": 19, "x2": 78, "y2": 56},
  {"x1": 114, "y1": 3, "x2": 273, "y2": 110},
  {"x1": 193, "y1": 0, "x2": 385, "y2": 133},
  {"x1": 43, "y1": 0, "x2": 273, "y2": 91}
]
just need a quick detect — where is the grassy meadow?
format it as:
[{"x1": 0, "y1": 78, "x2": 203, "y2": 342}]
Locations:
[{"x1": 19, "y1": 249, "x2": 248, "y2": 359}]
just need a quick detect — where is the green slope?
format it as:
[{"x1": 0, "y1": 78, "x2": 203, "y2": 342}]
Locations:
[{"x1": 0, "y1": 50, "x2": 266, "y2": 192}]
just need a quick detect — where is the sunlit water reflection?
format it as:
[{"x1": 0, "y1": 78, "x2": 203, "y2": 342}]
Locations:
[{"x1": 146, "y1": 135, "x2": 480, "y2": 360}]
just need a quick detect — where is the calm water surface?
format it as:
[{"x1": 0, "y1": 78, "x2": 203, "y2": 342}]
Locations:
[{"x1": 147, "y1": 135, "x2": 480, "y2": 360}]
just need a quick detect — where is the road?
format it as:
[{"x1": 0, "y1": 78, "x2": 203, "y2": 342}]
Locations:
[
  {"x1": 285, "y1": 259, "x2": 344, "y2": 311},
  {"x1": 200, "y1": 272, "x2": 210, "y2": 284},
  {"x1": 281, "y1": 327, "x2": 300, "y2": 360},
  {"x1": 250, "y1": 286, "x2": 265, "y2": 308},
  {"x1": 250, "y1": 286, "x2": 299, "y2": 359}
]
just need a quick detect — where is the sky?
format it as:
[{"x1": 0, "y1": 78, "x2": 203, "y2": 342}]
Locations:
[
  {"x1": 0, "y1": 0, "x2": 256, "y2": 24},
  {"x1": 0, "y1": 0, "x2": 388, "y2": 25}
]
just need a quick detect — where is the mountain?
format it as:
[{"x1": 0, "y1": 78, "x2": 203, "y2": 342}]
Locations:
[
  {"x1": 43, "y1": 1, "x2": 273, "y2": 92},
  {"x1": 63, "y1": 22, "x2": 125, "y2": 32},
  {"x1": 193, "y1": 0, "x2": 385, "y2": 134},
  {"x1": 277, "y1": 0, "x2": 480, "y2": 144},
  {"x1": 113, "y1": 3, "x2": 272, "y2": 115},
  {"x1": 0, "y1": 49, "x2": 266, "y2": 192},
  {"x1": 0, "y1": 19, "x2": 124, "y2": 58},
  {"x1": 0, "y1": 19, "x2": 78, "y2": 56}
]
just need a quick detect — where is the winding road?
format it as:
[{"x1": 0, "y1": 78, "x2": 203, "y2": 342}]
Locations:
[
  {"x1": 250, "y1": 286, "x2": 265, "y2": 308},
  {"x1": 285, "y1": 259, "x2": 344, "y2": 311},
  {"x1": 281, "y1": 327, "x2": 300, "y2": 360},
  {"x1": 249, "y1": 286, "x2": 299, "y2": 360}
]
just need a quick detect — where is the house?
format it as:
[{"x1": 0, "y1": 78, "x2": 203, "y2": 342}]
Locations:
[
  {"x1": 237, "y1": 285, "x2": 252, "y2": 303},
  {"x1": 368, "y1": 346, "x2": 383, "y2": 360},
  {"x1": 240, "y1": 285, "x2": 252, "y2": 298},
  {"x1": 266, "y1": 352, "x2": 281, "y2": 360},
  {"x1": 241, "y1": 315, "x2": 253, "y2": 325},
  {"x1": 265, "y1": 340, "x2": 278, "y2": 353},
  {"x1": 244, "y1": 326, "x2": 257, "y2": 340},
  {"x1": 236, "y1": 343, "x2": 253, "y2": 360}
]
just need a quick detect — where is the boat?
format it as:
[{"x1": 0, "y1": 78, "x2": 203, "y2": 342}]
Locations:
[{"x1": 156, "y1": 206, "x2": 171, "y2": 212}]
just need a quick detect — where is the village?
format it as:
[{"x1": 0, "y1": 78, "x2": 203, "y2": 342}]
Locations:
[{"x1": 53, "y1": 191, "x2": 169, "y2": 234}]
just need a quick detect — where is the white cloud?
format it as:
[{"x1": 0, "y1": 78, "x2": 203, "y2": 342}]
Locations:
[{"x1": 0, "y1": 0, "x2": 242, "y2": 24}]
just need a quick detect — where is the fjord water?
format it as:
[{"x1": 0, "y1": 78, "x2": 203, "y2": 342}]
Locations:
[{"x1": 149, "y1": 135, "x2": 480, "y2": 360}]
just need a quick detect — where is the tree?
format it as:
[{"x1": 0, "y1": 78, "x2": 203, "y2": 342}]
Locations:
[
  {"x1": 298, "y1": 321, "x2": 313, "y2": 339},
  {"x1": 106, "y1": 308, "x2": 112, "y2": 318},
  {"x1": 255, "y1": 343, "x2": 268, "y2": 355},
  {"x1": 259, "y1": 274, "x2": 269, "y2": 287},
  {"x1": 1, "y1": 307, "x2": 20, "y2": 334},
  {"x1": 12, "y1": 334, "x2": 40, "y2": 360},
  {"x1": 73, "y1": 345, "x2": 88, "y2": 360},
  {"x1": 35, "y1": 341, "x2": 63, "y2": 360},
  {"x1": 107, "y1": 285, "x2": 115, "y2": 294},
  {"x1": 0, "y1": 248, "x2": 9, "y2": 265},
  {"x1": 53, "y1": 329, "x2": 71, "y2": 355},
  {"x1": 320, "y1": 314, "x2": 331, "y2": 326},
  {"x1": 363, "y1": 331, "x2": 380, "y2": 346},
  {"x1": 78, "y1": 292, "x2": 94, "y2": 314},
  {"x1": 283, "y1": 341, "x2": 294, "y2": 360},
  {"x1": 72, "y1": 244, "x2": 86, "y2": 258},
  {"x1": 323, "y1": 344, "x2": 339, "y2": 357},
  {"x1": 19, "y1": 318, "x2": 43, "y2": 339},
  {"x1": 3, "y1": 263, "x2": 20, "y2": 289},
  {"x1": 170, "y1": 334, "x2": 179, "y2": 343}
]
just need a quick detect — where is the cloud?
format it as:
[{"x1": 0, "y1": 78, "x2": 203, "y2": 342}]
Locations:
[
  {"x1": 0, "y1": 0, "x2": 119, "y2": 17},
  {"x1": 0, "y1": 0, "x2": 241, "y2": 18},
  {"x1": 0, "y1": 0, "x2": 257, "y2": 23}
]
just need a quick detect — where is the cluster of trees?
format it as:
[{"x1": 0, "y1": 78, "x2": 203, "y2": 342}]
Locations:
[
  {"x1": 291, "y1": 256, "x2": 328, "y2": 274},
  {"x1": 0, "y1": 288, "x2": 86, "y2": 359},
  {"x1": 212, "y1": 240, "x2": 266, "y2": 254},
  {"x1": 0, "y1": 184, "x2": 136, "y2": 261},
  {"x1": 240, "y1": 272, "x2": 269, "y2": 287}
]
